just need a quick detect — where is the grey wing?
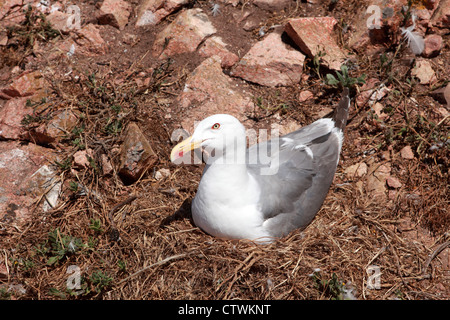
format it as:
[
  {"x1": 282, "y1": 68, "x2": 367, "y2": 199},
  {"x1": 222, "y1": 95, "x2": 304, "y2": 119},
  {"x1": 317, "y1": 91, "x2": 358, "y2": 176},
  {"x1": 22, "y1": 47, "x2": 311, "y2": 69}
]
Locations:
[{"x1": 246, "y1": 119, "x2": 342, "y2": 237}]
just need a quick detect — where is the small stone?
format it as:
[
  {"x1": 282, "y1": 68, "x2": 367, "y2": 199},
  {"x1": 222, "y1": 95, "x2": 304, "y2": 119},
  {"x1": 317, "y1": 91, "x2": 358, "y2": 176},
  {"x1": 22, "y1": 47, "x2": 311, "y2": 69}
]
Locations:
[
  {"x1": 46, "y1": 10, "x2": 73, "y2": 34},
  {"x1": 73, "y1": 149, "x2": 94, "y2": 169},
  {"x1": 101, "y1": 154, "x2": 113, "y2": 176},
  {"x1": 430, "y1": 0, "x2": 450, "y2": 28},
  {"x1": 253, "y1": 0, "x2": 291, "y2": 11},
  {"x1": 386, "y1": 176, "x2": 402, "y2": 189},
  {"x1": 1, "y1": 71, "x2": 45, "y2": 99},
  {"x1": 344, "y1": 162, "x2": 368, "y2": 178},
  {"x1": 154, "y1": 168, "x2": 170, "y2": 180},
  {"x1": 400, "y1": 146, "x2": 414, "y2": 159},
  {"x1": 135, "y1": 0, "x2": 188, "y2": 27},
  {"x1": 422, "y1": 34, "x2": 443, "y2": 58},
  {"x1": 411, "y1": 59, "x2": 437, "y2": 84},
  {"x1": 97, "y1": 0, "x2": 132, "y2": 30},
  {"x1": 298, "y1": 90, "x2": 314, "y2": 102},
  {"x1": 198, "y1": 36, "x2": 239, "y2": 69},
  {"x1": 59, "y1": 24, "x2": 107, "y2": 57},
  {"x1": 366, "y1": 162, "x2": 391, "y2": 198},
  {"x1": 118, "y1": 123, "x2": 158, "y2": 184}
]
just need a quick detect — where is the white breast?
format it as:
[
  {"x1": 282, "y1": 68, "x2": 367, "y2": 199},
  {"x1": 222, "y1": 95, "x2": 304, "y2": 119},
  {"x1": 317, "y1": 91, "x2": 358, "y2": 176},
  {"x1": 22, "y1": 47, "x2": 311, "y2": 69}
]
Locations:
[{"x1": 191, "y1": 166, "x2": 272, "y2": 242}]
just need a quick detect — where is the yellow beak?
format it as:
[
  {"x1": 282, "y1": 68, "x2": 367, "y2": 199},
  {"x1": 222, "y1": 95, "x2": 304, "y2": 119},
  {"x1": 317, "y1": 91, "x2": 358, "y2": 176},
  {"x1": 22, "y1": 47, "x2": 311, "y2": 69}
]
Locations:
[{"x1": 170, "y1": 135, "x2": 202, "y2": 162}]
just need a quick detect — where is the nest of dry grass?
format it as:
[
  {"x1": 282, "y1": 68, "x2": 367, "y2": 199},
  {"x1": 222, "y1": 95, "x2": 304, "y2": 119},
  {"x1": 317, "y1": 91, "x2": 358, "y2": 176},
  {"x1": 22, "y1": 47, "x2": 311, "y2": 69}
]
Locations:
[{"x1": 0, "y1": 1, "x2": 449, "y2": 301}]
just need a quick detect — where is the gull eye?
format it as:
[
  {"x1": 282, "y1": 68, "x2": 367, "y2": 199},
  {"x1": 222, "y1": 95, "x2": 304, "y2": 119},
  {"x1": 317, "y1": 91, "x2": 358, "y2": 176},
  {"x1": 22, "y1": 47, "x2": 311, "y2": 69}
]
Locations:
[{"x1": 211, "y1": 123, "x2": 220, "y2": 130}]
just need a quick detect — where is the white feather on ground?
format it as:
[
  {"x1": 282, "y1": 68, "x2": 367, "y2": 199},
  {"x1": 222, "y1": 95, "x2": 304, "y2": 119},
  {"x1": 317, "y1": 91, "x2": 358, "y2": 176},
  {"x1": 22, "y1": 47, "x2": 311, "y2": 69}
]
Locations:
[{"x1": 401, "y1": 14, "x2": 424, "y2": 55}]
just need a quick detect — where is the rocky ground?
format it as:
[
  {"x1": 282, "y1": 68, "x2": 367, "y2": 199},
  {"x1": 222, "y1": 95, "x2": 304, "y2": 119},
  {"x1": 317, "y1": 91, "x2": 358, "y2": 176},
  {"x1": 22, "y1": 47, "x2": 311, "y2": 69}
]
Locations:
[{"x1": 0, "y1": 0, "x2": 448, "y2": 299}]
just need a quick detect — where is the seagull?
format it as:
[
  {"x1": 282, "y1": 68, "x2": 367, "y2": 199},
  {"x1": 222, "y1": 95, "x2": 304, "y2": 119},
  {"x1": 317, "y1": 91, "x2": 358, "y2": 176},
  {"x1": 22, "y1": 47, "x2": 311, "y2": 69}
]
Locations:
[{"x1": 170, "y1": 88, "x2": 351, "y2": 243}]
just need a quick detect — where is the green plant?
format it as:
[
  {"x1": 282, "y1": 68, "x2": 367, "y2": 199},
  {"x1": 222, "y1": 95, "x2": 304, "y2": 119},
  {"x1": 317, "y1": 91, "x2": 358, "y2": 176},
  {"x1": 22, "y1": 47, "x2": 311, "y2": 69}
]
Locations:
[
  {"x1": 46, "y1": 228, "x2": 85, "y2": 265},
  {"x1": 54, "y1": 157, "x2": 72, "y2": 171},
  {"x1": 326, "y1": 65, "x2": 366, "y2": 89},
  {"x1": 90, "y1": 270, "x2": 113, "y2": 292},
  {"x1": 104, "y1": 118, "x2": 122, "y2": 136},
  {"x1": 89, "y1": 218, "x2": 103, "y2": 233},
  {"x1": 312, "y1": 271, "x2": 346, "y2": 300},
  {"x1": 6, "y1": 5, "x2": 60, "y2": 48},
  {"x1": 0, "y1": 287, "x2": 11, "y2": 300},
  {"x1": 312, "y1": 49, "x2": 327, "y2": 79},
  {"x1": 117, "y1": 260, "x2": 127, "y2": 272},
  {"x1": 69, "y1": 181, "x2": 78, "y2": 193}
]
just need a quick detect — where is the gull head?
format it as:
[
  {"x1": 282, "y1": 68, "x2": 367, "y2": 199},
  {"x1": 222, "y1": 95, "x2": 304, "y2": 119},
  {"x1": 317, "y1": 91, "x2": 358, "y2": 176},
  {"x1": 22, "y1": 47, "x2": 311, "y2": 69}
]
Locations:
[{"x1": 170, "y1": 114, "x2": 246, "y2": 162}]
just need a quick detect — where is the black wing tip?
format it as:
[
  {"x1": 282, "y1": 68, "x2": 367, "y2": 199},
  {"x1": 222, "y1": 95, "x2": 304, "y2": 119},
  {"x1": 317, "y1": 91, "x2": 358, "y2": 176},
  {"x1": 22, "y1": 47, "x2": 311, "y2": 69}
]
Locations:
[{"x1": 333, "y1": 87, "x2": 351, "y2": 130}]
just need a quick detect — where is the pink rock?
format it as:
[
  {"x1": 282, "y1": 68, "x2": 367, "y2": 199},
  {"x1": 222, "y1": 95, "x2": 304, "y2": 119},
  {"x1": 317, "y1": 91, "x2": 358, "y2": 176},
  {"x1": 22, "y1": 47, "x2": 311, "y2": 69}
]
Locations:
[
  {"x1": 60, "y1": 24, "x2": 107, "y2": 56},
  {"x1": 232, "y1": 31, "x2": 305, "y2": 87},
  {"x1": 422, "y1": 34, "x2": 443, "y2": 58},
  {"x1": 298, "y1": 90, "x2": 314, "y2": 102},
  {"x1": 411, "y1": 59, "x2": 437, "y2": 84},
  {"x1": 0, "y1": 0, "x2": 25, "y2": 28},
  {"x1": 1, "y1": 71, "x2": 45, "y2": 99},
  {"x1": 118, "y1": 123, "x2": 157, "y2": 184},
  {"x1": 431, "y1": 0, "x2": 450, "y2": 28},
  {"x1": 198, "y1": 36, "x2": 239, "y2": 69},
  {"x1": 73, "y1": 149, "x2": 93, "y2": 169},
  {"x1": 366, "y1": 162, "x2": 391, "y2": 198},
  {"x1": 135, "y1": 0, "x2": 188, "y2": 26},
  {"x1": 400, "y1": 146, "x2": 414, "y2": 159},
  {"x1": 285, "y1": 17, "x2": 346, "y2": 70},
  {"x1": 46, "y1": 10, "x2": 73, "y2": 34},
  {"x1": 178, "y1": 56, "x2": 254, "y2": 133},
  {"x1": 25, "y1": 109, "x2": 79, "y2": 145},
  {"x1": 98, "y1": 0, "x2": 132, "y2": 30},
  {"x1": 253, "y1": 0, "x2": 291, "y2": 10},
  {"x1": 387, "y1": 176, "x2": 402, "y2": 189},
  {"x1": 344, "y1": 162, "x2": 368, "y2": 178},
  {"x1": 152, "y1": 9, "x2": 216, "y2": 58},
  {"x1": 0, "y1": 97, "x2": 33, "y2": 140},
  {"x1": 0, "y1": 141, "x2": 56, "y2": 225}
]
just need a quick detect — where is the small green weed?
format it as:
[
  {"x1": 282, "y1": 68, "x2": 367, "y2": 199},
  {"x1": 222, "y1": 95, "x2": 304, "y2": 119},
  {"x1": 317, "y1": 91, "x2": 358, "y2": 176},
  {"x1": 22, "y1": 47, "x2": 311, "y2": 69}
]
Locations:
[
  {"x1": 311, "y1": 271, "x2": 346, "y2": 300},
  {"x1": 90, "y1": 270, "x2": 113, "y2": 293},
  {"x1": 326, "y1": 65, "x2": 366, "y2": 89},
  {"x1": 45, "y1": 228, "x2": 85, "y2": 266}
]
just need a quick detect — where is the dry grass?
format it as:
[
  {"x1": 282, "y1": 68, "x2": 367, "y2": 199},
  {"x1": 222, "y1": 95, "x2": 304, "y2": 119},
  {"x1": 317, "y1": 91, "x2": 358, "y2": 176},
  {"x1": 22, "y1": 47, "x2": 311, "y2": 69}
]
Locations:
[{"x1": 0, "y1": 2, "x2": 449, "y2": 300}]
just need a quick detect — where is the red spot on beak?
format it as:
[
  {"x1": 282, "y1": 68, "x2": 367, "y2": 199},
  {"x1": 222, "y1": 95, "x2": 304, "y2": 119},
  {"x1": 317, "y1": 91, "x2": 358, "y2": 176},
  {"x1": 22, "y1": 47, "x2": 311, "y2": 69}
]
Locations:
[{"x1": 178, "y1": 151, "x2": 184, "y2": 158}]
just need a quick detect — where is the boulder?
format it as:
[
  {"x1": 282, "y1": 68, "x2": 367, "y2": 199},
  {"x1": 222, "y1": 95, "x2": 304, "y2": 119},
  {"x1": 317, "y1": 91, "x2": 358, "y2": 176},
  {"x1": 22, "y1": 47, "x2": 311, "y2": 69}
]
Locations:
[{"x1": 231, "y1": 31, "x2": 305, "y2": 87}]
